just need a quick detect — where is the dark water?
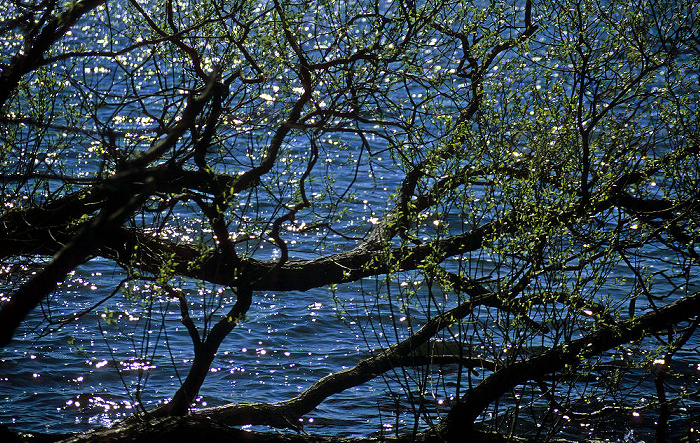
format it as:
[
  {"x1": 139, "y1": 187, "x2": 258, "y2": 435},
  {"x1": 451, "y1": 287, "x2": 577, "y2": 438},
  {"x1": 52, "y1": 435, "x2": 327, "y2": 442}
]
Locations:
[
  {"x1": 0, "y1": 260, "x2": 390, "y2": 436},
  {"x1": 2, "y1": 0, "x2": 700, "y2": 441},
  {"x1": 3, "y1": 212, "x2": 700, "y2": 441},
  {"x1": 0, "y1": 140, "x2": 402, "y2": 435}
]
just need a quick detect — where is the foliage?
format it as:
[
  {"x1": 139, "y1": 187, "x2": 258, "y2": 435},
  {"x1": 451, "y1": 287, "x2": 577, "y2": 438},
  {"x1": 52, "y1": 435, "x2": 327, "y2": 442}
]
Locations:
[{"x1": 1, "y1": 0, "x2": 699, "y2": 441}]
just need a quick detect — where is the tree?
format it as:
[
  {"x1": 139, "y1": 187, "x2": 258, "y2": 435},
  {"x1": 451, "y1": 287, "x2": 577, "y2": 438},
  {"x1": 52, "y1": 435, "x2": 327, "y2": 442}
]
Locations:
[{"x1": 1, "y1": 0, "x2": 699, "y2": 441}]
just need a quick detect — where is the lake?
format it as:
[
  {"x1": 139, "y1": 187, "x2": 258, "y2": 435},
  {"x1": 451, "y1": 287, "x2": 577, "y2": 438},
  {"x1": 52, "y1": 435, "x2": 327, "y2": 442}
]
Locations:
[{"x1": 1, "y1": 0, "x2": 699, "y2": 441}]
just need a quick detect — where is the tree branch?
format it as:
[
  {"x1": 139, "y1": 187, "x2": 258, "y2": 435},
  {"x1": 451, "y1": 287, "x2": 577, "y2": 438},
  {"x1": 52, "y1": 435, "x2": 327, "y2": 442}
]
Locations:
[{"x1": 435, "y1": 290, "x2": 700, "y2": 439}]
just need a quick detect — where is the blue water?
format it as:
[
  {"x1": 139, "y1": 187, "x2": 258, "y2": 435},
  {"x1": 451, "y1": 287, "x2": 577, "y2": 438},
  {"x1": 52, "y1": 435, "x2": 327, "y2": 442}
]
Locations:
[
  {"x1": 3, "y1": 256, "x2": 699, "y2": 440},
  {"x1": 2, "y1": 0, "x2": 700, "y2": 441},
  {"x1": 0, "y1": 261, "x2": 381, "y2": 435}
]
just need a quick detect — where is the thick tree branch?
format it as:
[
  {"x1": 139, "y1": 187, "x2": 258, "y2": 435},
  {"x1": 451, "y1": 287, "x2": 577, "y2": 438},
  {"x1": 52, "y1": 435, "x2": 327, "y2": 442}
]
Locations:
[
  {"x1": 155, "y1": 285, "x2": 253, "y2": 416},
  {"x1": 194, "y1": 289, "x2": 497, "y2": 429},
  {"x1": 0, "y1": 0, "x2": 108, "y2": 109},
  {"x1": 0, "y1": 175, "x2": 156, "y2": 347},
  {"x1": 435, "y1": 290, "x2": 700, "y2": 439}
]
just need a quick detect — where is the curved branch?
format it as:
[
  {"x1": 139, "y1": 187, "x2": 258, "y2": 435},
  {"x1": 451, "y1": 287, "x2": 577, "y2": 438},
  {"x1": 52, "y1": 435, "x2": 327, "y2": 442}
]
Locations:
[
  {"x1": 0, "y1": 0, "x2": 108, "y2": 109},
  {"x1": 193, "y1": 290, "x2": 497, "y2": 429},
  {"x1": 0, "y1": 176, "x2": 157, "y2": 347},
  {"x1": 96, "y1": 218, "x2": 493, "y2": 291},
  {"x1": 154, "y1": 285, "x2": 253, "y2": 416},
  {"x1": 435, "y1": 290, "x2": 700, "y2": 439}
]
